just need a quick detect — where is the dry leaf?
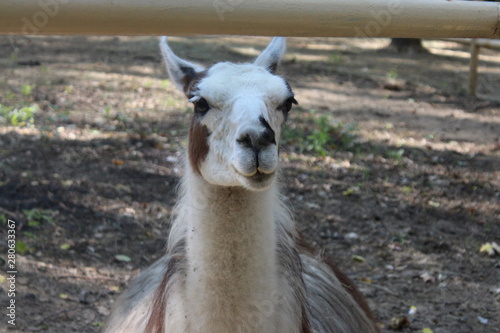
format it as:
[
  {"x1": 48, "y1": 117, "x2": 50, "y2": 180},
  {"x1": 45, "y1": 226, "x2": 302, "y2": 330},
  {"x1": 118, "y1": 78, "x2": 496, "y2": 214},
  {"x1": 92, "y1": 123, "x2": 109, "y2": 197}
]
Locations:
[
  {"x1": 112, "y1": 159, "x2": 124, "y2": 165},
  {"x1": 493, "y1": 242, "x2": 500, "y2": 254},
  {"x1": 108, "y1": 285, "x2": 120, "y2": 293},
  {"x1": 408, "y1": 306, "x2": 417, "y2": 316},
  {"x1": 467, "y1": 207, "x2": 477, "y2": 215},
  {"x1": 115, "y1": 183, "x2": 132, "y2": 193},
  {"x1": 114, "y1": 254, "x2": 132, "y2": 262},
  {"x1": 342, "y1": 186, "x2": 359, "y2": 196},
  {"x1": 388, "y1": 243, "x2": 402, "y2": 251},
  {"x1": 389, "y1": 316, "x2": 410, "y2": 329},
  {"x1": 480, "y1": 242, "x2": 500, "y2": 256},
  {"x1": 420, "y1": 272, "x2": 435, "y2": 283},
  {"x1": 352, "y1": 255, "x2": 366, "y2": 263},
  {"x1": 428, "y1": 200, "x2": 440, "y2": 207},
  {"x1": 60, "y1": 243, "x2": 71, "y2": 250}
]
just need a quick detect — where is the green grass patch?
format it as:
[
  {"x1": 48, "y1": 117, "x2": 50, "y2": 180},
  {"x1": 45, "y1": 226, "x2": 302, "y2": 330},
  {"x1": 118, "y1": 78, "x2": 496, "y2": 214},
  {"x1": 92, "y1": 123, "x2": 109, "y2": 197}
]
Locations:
[
  {"x1": 23, "y1": 208, "x2": 55, "y2": 226},
  {"x1": 0, "y1": 103, "x2": 38, "y2": 127},
  {"x1": 15, "y1": 241, "x2": 29, "y2": 254},
  {"x1": 329, "y1": 53, "x2": 345, "y2": 64},
  {"x1": 283, "y1": 111, "x2": 358, "y2": 156},
  {"x1": 386, "y1": 148, "x2": 405, "y2": 162},
  {"x1": 21, "y1": 84, "x2": 33, "y2": 96},
  {"x1": 387, "y1": 69, "x2": 399, "y2": 80}
]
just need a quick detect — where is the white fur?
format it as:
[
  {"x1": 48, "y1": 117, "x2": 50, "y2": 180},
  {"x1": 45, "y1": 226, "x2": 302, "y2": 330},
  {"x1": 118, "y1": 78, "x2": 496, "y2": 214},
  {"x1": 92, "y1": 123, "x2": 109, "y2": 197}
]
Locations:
[
  {"x1": 194, "y1": 62, "x2": 290, "y2": 190},
  {"x1": 176, "y1": 174, "x2": 298, "y2": 333}
]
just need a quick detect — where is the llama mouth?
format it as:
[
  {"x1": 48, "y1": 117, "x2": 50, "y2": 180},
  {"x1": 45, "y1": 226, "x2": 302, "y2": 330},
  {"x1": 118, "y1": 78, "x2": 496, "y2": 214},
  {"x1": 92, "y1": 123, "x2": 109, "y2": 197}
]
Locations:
[
  {"x1": 243, "y1": 171, "x2": 275, "y2": 190},
  {"x1": 233, "y1": 166, "x2": 275, "y2": 187},
  {"x1": 247, "y1": 171, "x2": 275, "y2": 182},
  {"x1": 240, "y1": 171, "x2": 275, "y2": 190}
]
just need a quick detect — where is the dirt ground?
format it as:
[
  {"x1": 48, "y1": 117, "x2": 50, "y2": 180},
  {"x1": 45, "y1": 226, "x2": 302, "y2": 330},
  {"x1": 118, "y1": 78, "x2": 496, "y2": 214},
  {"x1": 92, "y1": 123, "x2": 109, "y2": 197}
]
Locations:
[{"x1": 0, "y1": 36, "x2": 498, "y2": 333}]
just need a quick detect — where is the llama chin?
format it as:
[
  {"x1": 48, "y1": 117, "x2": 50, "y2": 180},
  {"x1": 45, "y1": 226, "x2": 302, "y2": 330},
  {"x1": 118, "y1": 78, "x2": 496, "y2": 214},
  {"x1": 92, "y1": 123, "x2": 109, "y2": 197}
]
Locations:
[{"x1": 103, "y1": 37, "x2": 379, "y2": 333}]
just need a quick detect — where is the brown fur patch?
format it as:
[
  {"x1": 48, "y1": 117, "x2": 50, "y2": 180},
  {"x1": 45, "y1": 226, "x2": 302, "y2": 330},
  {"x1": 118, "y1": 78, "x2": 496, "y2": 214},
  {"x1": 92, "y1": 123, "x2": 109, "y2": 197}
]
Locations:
[
  {"x1": 145, "y1": 242, "x2": 185, "y2": 333},
  {"x1": 297, "y1": 235, "x2": 379, "y2": 329},
  {"x1": 188, "y1": 117, "x2": 210, "y2": 176},
  {"x1": 301, "y1": 304, "x2": 313, "y2": 333},
  {"x1": 182, "y1": 70, "x2": 210, "y2": 176},
  {"x1": 144, "y1": 270, "x2": 169, "y2": 333},
  {"x1": 324, "y1": 257, "x2": 378, "y2": 325}
]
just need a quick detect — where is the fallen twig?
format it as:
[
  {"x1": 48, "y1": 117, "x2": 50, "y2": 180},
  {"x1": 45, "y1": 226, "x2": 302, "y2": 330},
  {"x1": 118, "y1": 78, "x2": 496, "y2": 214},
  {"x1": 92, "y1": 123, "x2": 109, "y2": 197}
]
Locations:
[
  {"x1": 36, "y1": 306, "x2": 81, "y2": 326},
  {"x1": 367, "y1": 283, "x2": 399, "y2": 296}
]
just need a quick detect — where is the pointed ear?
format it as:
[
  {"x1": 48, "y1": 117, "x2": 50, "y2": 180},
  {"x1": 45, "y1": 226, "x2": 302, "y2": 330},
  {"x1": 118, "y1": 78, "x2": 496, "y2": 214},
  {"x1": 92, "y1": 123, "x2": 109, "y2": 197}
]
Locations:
[
  {"x1": 159, "y1": 36, "x2": 205, "y2": 95},
  {"x1": 254, "y1": 37, "x2": 286, "y2": 74}
]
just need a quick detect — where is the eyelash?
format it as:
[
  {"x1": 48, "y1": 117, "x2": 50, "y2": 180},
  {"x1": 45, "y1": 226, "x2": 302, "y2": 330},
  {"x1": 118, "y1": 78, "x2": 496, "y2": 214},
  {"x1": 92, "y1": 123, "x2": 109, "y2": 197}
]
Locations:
[{"x1": 279, "y1": 97, "x2": 298, "y2": 114}]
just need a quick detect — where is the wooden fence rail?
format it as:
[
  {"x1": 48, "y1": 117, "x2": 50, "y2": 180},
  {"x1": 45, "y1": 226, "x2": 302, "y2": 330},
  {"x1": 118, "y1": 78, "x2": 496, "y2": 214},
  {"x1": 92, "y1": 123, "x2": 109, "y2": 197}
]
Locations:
[{"x1": 0, "y1": 0, "x2": 499, "y2": 38}]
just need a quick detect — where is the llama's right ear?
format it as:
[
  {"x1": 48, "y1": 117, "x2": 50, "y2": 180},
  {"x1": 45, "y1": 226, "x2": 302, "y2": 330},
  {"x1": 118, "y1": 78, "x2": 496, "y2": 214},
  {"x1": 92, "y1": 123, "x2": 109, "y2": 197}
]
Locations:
[
  {"x1": 254, "y1": 37, "x2": 286, "y2": 75},
  {"x1": 160, "y1": 36, "x2": 205, "y2": 95}
]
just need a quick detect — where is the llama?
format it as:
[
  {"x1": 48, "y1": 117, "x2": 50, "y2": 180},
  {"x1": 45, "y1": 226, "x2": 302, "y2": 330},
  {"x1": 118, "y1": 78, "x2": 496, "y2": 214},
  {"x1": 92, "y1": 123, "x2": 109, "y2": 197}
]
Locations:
[{"x1": 103, "y1": 37, "x2": 379, "y2": 333}]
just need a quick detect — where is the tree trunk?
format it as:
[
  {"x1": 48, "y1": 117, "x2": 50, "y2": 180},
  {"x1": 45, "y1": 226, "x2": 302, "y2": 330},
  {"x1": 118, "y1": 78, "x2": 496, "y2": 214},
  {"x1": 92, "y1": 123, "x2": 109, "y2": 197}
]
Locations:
[{"x1": 389, "y1": 38, "x2": 427, "y2": 54}]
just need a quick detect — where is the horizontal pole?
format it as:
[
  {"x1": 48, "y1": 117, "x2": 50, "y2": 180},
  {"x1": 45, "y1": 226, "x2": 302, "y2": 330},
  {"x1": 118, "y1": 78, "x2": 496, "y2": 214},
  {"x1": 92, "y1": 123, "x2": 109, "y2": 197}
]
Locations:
[{"x1": 0, "y1": 0, "x2": 499, "y2": 38}]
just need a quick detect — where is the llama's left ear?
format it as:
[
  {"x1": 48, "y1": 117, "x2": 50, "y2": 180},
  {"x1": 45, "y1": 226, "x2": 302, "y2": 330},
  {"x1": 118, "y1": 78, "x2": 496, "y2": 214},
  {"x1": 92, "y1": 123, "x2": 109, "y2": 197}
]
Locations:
[
  {"x1": 160, "y1": 36, "x2": 205, "y2": 95},
  {"x1": 254, "y1": 37, "x2": 286, "y2": 75}
]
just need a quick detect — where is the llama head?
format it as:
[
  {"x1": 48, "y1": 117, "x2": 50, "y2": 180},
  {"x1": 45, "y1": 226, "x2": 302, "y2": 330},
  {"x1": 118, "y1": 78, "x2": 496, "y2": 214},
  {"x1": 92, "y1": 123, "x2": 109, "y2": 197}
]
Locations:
[{"x1": 160, "y1": 37, "x2": 297, "y2": 191}]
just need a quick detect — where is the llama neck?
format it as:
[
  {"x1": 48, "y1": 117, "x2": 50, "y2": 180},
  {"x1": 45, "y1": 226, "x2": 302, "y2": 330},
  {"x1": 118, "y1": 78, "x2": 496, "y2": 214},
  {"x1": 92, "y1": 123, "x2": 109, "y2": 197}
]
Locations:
[{"x1": 179, "y1": 171, "x2": 281, "y2": 331}]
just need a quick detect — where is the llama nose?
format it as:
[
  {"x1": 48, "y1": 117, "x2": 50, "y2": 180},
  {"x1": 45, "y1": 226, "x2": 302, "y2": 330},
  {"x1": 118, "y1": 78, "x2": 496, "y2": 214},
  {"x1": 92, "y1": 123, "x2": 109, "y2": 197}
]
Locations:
[{"x1": 237, "y1": 127, "x2": 276, "y2": 152}]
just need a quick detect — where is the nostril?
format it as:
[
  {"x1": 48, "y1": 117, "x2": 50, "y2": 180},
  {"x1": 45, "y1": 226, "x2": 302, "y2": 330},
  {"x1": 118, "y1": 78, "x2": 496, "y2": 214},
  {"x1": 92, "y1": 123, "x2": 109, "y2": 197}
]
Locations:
[
  {"x1": 237, "y1": 130, "x2": 276, "y2": 151},
  {"x1": 259, "y1": 116, "x2": 276, "y2": 146},
  {"x1": 260, "y1": 128, "x2": 276, "y2": 146},
  {"x1": 237, "y1": 133, "x2": 254, "y2": 149}
]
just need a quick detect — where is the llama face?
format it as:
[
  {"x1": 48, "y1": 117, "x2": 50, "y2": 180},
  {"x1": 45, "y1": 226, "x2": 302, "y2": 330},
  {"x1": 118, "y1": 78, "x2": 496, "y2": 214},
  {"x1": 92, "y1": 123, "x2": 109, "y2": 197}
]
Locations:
[
  {"x1": 160, "y1": 37, "x2": 296, "y2": 190},
  {"x1": 191, "y1": 62, "x2": 295, "y2": 190}
]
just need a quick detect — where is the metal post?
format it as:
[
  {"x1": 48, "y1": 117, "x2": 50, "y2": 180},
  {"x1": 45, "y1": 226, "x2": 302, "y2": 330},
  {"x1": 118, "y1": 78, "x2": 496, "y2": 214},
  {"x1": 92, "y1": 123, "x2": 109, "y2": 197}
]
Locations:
[{"x1": 469, "y1": 40, "x2": 481, "y2": 97}]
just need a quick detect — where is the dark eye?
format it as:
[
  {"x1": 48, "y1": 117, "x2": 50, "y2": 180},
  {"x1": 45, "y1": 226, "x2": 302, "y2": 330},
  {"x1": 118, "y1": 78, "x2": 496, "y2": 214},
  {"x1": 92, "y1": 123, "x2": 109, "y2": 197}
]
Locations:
[
  {"x1": 193, "y1": 98, "x2": 210, "y2": 116},
  {"x1": 279, "y1": 97, "x2": 298, "y2": 114}
]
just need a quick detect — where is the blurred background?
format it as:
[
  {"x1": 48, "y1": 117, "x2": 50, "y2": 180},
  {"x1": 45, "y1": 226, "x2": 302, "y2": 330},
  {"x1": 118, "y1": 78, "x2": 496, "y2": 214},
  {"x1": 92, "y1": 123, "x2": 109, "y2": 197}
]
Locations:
[{"x1": 0, "y1": 36, "x2": 498, "y2": 332}]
